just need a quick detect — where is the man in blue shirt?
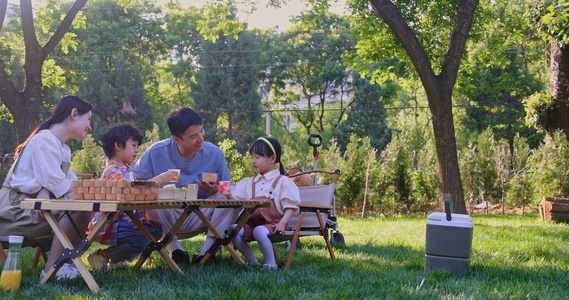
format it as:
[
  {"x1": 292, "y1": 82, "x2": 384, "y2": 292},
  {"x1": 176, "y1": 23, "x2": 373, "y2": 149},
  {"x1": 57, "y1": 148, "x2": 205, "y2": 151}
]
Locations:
[{"x1": 133, "y1": 107, "x2": 239, "y2": 264}]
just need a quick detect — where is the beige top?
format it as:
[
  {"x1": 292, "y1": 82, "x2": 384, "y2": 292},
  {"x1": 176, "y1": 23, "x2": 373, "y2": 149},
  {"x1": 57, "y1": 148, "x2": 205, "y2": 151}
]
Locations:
[
  {"x1": 230, "y1": 169, "x2": 300, "y2": 214},
  {"x1": 10, "y1": 130, "x2": 77, "y2": 198}
]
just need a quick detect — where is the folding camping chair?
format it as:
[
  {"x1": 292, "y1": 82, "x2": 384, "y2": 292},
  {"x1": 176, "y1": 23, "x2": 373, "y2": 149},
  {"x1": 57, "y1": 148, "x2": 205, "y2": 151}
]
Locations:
[{"x1": 270, "y1": 169, "x2": 340, "y2": 269}]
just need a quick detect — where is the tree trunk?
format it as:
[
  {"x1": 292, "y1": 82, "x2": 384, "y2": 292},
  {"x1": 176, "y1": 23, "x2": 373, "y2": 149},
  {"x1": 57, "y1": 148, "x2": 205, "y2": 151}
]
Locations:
[
  {"x1": 0, "y1": 0, "x2": 88, "y2": 144},
  {"x1": 0, "y1": 0, "x2": 7, "y2": 31},
  {"x1": 551, "y1": 42, "x2": 569, "y2": 136},
  {"x1": 428, "y1": 87, "x2": 467, "y2": 214},
  {"x1": 369, "y1": 0, "x2": 478, "y2": 214}
]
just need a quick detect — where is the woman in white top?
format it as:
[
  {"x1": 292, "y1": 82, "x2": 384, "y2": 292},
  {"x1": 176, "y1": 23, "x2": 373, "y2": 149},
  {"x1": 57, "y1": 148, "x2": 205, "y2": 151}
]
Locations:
[
  {"x1": 221, "y1": 137, "x2": 300, "y2": 268},
  {"x1": 0, "y1": 96, "x2": 93, "y2": 280}
]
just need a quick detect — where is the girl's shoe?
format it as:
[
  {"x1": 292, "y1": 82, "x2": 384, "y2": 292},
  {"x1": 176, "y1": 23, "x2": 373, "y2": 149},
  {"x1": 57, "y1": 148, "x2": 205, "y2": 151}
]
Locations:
[{"x1": 262, "y1": 263, "x2": 278, "y2": 269}]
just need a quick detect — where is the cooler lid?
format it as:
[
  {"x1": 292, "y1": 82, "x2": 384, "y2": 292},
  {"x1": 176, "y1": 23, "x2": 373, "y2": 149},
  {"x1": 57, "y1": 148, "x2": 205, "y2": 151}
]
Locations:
[{"x1": 427, "y1": 212, "x2": 473, "y2": 228}]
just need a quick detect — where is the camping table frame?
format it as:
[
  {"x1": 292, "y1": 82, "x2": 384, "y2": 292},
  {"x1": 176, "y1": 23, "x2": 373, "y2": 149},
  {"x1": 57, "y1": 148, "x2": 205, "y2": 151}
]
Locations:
[{"x1": 20, "y1": 198, "x2": 271, "y2": 292}]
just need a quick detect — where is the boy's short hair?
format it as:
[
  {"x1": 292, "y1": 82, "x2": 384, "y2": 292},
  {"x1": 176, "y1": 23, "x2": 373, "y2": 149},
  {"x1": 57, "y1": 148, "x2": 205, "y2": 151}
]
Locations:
[
  {"x1": 167, "y1": 107, "x2": 202, "y2": 138},
  {"x1": 100, "y1": 122, "x2": 143, "y2": 159}
]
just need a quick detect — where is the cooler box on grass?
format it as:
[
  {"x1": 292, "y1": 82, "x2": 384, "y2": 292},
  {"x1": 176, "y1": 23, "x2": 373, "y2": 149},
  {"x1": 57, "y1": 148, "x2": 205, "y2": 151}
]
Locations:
[{"x1": 425, "y1": 212, "x2": 473, "y2": 275}]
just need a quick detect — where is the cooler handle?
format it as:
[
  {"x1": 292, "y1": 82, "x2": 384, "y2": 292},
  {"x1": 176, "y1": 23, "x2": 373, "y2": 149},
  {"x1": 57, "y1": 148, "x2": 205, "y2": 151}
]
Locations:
[{"x1": 444, "y1": 193, "x2": 453, "y2": 221}]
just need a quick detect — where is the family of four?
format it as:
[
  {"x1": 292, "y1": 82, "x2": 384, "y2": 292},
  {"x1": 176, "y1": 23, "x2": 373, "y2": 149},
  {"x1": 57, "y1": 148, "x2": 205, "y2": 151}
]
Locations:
[{"x1": 0, "y1": 95, "x2": 301, "y2": 280}]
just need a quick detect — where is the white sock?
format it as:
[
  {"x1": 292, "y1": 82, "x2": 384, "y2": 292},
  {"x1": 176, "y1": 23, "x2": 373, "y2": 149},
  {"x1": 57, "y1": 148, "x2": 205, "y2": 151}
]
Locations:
[
  {"x1": 198, "y1": 237, "x2": 216, "y2": 256},
  {"x1": 233, "y1": 228, "x2": 259, "y2": 264},
  {"x1": 166, "y1": 239, "x2": 184, "y2": 253},
  {"x1": 253, "y1": 226, "x2": 276, "y2": 266}
]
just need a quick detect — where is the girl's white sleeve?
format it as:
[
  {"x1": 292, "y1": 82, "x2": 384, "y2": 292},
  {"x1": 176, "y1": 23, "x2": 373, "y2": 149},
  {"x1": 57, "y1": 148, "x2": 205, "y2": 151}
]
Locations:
[
  {"x1": 230, "y1": 177, "x2": 253, "y2": 200},
  {"x1": 278, "y1": 177, "x2": 301, "y2": 212}
]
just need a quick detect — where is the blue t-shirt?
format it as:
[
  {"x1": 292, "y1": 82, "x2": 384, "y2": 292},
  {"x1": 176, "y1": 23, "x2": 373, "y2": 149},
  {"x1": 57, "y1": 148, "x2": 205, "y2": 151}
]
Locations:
[{"x1": 132, "y1": 138, "x2": 230, "y2": 199}]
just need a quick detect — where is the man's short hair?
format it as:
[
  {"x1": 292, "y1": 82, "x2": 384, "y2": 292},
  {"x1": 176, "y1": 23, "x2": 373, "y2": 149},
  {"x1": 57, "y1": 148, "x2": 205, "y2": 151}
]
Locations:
[
  {"x1": 167, "y1": 107, "x2": 202, "y2": 138},
  {"x1": 100, "y1": 122, "x2": 143, "y2": 159}
]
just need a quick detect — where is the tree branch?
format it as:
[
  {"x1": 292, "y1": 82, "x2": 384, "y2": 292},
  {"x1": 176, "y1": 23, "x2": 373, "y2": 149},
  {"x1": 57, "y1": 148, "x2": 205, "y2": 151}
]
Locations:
[
  {"x1": 441, "y1": 0, "x2": 479, "y2": 90},
  {"x1": 368, "y1": 0, "x2": 437, "y2": 89},
  {"x1": 0, "y1": 63, "x2": 22, "y2": 109},
  {"x1": 43, "y1": 0, "x2": 88, "y2": 55},
  {"x1": 21, "y1": 0, "x2": 42, "y2": 59}
]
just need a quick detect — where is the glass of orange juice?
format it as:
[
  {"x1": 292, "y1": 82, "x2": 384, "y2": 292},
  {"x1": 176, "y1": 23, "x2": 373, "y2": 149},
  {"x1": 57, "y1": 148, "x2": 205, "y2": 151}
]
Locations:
[{"x1": 168, "y1": 169, "x2": 181, "y2": 181}]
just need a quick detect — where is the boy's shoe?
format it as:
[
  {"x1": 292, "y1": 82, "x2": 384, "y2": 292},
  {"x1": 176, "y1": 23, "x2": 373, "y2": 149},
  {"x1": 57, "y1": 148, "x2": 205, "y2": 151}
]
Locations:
[
  {"x1": 172, "y1": 249, "x2": 190, "y2": 265},
  {"x1": 88, "y1": 250, "x2": 109, "y2": 271},
  {"x1": 108, "y1": 260, "x2": 128, "y2": 270},
  {"x1": 40, "y1": 263, "x2": 81, "y2": 280}
]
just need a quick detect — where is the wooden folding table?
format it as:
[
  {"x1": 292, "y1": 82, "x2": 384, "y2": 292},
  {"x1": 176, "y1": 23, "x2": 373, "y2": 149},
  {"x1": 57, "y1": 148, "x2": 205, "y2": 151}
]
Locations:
[{"x1": 20, "y1": 198, "x2": 271, "y2": 292}]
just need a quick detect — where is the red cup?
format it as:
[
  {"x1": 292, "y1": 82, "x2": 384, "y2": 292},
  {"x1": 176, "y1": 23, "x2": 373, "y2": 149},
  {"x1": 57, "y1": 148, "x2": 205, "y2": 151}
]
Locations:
[{"x1": 219, "y1": 181, "x2": 231, "y2": 193}]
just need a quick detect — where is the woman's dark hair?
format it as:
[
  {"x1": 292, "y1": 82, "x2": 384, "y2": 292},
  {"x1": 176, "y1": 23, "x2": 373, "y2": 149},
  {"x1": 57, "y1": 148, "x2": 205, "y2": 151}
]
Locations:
[
  {"x1": 15, "y1": 96, "x2": 92, "y2": 157},
  {"x1": 249, "y1": 137, "x2": 285, "y2": 175},
  {"x1": 100, "y1": 122, "x2": 143, "y2": 159},
  {"x1": 167, "y1": 107, "x2": 202, "y2": 138}
]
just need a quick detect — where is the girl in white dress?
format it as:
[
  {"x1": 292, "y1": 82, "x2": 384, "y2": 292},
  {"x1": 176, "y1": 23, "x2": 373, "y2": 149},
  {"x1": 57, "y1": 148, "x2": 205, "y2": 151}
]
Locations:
[{"x1": 220, "y1": 137, "x2": 300, "y2": 268}]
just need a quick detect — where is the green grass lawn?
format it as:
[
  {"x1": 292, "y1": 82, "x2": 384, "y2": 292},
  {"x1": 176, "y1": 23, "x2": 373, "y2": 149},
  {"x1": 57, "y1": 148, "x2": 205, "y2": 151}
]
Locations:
[{"x1": 2, "y1": 213, "x2": 568, "y2": 299}]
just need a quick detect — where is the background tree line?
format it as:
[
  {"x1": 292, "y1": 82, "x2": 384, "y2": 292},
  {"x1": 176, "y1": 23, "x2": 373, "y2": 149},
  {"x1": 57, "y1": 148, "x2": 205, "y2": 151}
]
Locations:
[{"x1": 1, "y1": 0, "x2": 568, "y2": 216}]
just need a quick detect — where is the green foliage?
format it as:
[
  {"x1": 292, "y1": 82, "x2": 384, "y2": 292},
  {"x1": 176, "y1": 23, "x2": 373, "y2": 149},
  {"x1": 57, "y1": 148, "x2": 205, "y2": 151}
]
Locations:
[
  {"x1": 530, "y1": 130, "x2": 569, "y2": 198},
  {"x1": 70, "y1": 134, "x2": 106, "y2": 175},
  {"x1": 154, "y1": 3, "x2": 204, "y2": 110},
  {"x1": 528, "y1": 0, "x2": 569, "y2": 46},
  {"x1": 318, "y1": 137, "x2": 346, "y2": 185},
  {"x1": 0, "y1": 37, "x2": 14, "y2": 67},
  {"x1": 346, "y1": 0, "x2": 468, "y2": 82},
  {"x1": 61, "y1": 0, "x2": 164, "y2": 139},
  {"x1": 411, "y1": 138, "x2": 440, "y2": 214},
  {"x1": 1, "y1": 0, "x2": 85, "y2": 106},
  {"x1": 333, "y1": 72, "x2": 393, "y2": 153},
  {"x1": 475, "y1": 128, "x2": 502, "y2": 203},
  {"x1": 456, "y1": 0, "x2": 544, "y2": 149},
  {"x1": 218, "y1": 138, "x2": 255, "y2": 183},
  {"x1": 459, "y1": 130, "x2": 540, "y2": 211},
  {"x1": 508, "y1": 134, "x2": 535, "y2": 209},
  {"x1": 0, "y1": 120, "x2": 17, "y2": 154},
  {"x1": 191, "y1": 28, "x2": 264, "y2": 150},
  {"x1": 334, "y1": 135, "x2": 381, "y2": 214},
  {"x1": 137, "y1": 123, "x2": 162, "y2": 163},
  {"x1": 377, "y1": 134, "x2": 413, "y2": 214},
  {"x1": 261, "y1": 4, "x2": 355, "y2": 134},
  {"x1": 524, "y1": 90, "x2": 556, "y2": 135},
  {"x1": 198, "y1": 1, "x2": 244, "y2": 42},
  {"x1": 0, "y1": 154, "x2": 14, "y2": 185},
  {"x1": 459, "y1": 143, "x2": 480, "y2": 205}
]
